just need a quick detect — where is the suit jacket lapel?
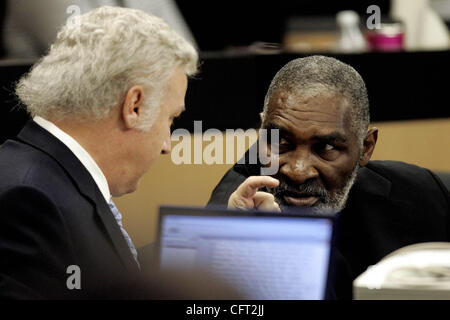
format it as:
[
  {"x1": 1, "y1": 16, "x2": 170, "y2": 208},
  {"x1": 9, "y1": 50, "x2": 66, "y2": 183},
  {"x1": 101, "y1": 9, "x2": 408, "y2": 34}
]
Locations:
[{"x1": 15, "y1": 120, "x2": 140, "y2": 273}]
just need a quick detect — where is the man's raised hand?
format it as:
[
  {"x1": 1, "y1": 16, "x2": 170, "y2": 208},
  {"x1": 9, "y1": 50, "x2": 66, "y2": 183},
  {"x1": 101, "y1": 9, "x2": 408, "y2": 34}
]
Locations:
[{"x1": 228, "y1": 176, "x2": 281, "y2": 212}]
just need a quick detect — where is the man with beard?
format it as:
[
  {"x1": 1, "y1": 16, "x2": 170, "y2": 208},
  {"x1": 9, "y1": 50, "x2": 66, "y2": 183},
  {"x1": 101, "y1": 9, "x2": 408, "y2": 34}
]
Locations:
[{"x1": 207, "y1": 56, "x2": 450, "y2": 299}]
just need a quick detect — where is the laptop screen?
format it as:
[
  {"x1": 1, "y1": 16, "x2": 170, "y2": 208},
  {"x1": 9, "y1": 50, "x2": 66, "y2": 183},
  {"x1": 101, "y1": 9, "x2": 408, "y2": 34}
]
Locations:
[{"x1": 158, "y1": 207, "x2": 334, "y2": 300}]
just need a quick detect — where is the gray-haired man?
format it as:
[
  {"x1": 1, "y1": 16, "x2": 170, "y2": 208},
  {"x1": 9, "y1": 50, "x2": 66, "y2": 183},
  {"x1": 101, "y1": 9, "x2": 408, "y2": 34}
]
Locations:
[{"x1": 0, "y1": 6, "x2": 197, "y2": 299}]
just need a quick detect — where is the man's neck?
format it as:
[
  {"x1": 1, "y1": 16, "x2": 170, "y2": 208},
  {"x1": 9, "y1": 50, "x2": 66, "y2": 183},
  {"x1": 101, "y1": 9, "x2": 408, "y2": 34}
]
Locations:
[{"x1": 52, "y1": 116, "x2": 122, "y2": 196}]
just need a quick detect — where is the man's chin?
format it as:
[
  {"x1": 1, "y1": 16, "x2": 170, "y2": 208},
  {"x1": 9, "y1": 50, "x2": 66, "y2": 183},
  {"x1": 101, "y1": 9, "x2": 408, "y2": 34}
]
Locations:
[{"x1": 113, "y1": 181, "x2": 139, "y2": 197}]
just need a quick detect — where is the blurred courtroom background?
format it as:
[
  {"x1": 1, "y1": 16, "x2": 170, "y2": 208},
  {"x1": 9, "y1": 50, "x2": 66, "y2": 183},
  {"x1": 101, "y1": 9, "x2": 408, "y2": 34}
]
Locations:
[{"x1": 0, "y1": 0, "x2": 449, "y2": 246}]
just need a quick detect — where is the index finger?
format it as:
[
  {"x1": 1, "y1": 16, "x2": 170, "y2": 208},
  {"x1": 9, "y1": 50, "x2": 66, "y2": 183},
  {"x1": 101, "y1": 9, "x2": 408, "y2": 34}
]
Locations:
[{"x1": 237, "y1": 176, "x2": 279, "y2": 199}]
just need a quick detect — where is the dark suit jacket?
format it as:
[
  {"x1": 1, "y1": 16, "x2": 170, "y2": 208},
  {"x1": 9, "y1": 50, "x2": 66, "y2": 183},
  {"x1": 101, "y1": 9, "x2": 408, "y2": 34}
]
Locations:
[
  {"x1": 0, "y1": 120, "x2": 140, "y2": 299},
  {"x1": 208, "y1": 151, "x2": 450, "y2": 299}
]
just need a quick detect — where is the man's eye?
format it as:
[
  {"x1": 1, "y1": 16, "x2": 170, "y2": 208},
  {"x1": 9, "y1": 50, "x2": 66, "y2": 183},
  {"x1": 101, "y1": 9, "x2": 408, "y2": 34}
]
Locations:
[
  {"x1": 270, "y1": 138, "x2": 291, "y2": 154},
  {"x1": 271, "y1": 138, "x2": 288, "y2": 147},
  {"x1": 277, "y1": 139, "x2": 286, "y2": 146},
  {"x1": 314, "y1": 142, "x2": 338, "y2": 154},
  {"x1": 315, "y1": 143, "x2": 341, "y2": 161}
]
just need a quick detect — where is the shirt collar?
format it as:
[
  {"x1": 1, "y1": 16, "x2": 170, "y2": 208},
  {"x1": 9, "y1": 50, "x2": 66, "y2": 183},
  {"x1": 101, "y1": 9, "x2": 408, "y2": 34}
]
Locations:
[{"x1": 33, "y1": 116, "x2": 111, "y2": 203}]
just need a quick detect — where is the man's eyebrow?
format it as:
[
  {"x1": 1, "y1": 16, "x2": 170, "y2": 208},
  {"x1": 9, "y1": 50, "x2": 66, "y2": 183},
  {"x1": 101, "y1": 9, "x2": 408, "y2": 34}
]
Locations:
[
  {"x1": 263, "y1": 123, "x2": 292, "y2": 137},
  {"x1": 311, "y1": 133, "x2": 348, "y2": 143},
  {"x1": 264, "y1": 123, "x2": 348, "y2": 143}
]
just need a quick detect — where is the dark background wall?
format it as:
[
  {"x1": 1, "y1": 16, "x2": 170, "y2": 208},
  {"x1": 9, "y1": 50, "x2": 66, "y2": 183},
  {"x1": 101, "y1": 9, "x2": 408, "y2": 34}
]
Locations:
[
  {"x1": 1, "y1": 50, "x2": 449, "y2": 144},
  {"x1": 0, "y1": 1, "x2": 448, "y2": 143},
  {"x1": 0, "y1": 1, "x2": 5, "y2": 57},
  {"x1": 175, "y1": 0, "x2": 390, "y2": 51},
  {"x1": 177, "y1": 51, "x2": 450, "y2": 131}
]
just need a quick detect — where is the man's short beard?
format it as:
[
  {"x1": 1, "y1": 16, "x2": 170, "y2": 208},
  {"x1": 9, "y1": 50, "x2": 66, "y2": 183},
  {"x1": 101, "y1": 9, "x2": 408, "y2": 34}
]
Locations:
[{"x1": 267, "y1": 163, "x2": 360, "y2": 215}]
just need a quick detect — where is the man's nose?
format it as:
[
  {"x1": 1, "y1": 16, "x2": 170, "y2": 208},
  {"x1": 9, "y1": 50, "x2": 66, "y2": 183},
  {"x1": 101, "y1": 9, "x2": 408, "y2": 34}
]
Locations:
[
  {"x1": 280, "y1": 150, "x2": 319, "y2": 184},
  {"x1": 161, "y1": 132, "x2": 172, "y2": 155}
]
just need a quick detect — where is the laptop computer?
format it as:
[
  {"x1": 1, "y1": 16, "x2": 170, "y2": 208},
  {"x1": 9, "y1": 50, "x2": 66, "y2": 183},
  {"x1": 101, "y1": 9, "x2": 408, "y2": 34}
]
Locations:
[{"x1": 156, "y1": 205, "x2": 336, "y2": 300}]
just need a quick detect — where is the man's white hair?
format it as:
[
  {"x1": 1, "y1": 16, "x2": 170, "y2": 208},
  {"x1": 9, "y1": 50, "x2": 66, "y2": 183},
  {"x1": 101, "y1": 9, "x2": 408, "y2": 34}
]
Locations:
[{"x1": 16, "y1": 6, "x2": 198, "y2": 131}]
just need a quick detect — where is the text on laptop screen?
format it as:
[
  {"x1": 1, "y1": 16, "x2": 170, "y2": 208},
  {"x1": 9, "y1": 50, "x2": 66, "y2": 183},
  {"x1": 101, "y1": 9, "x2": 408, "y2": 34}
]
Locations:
[{"x1": 159, "y1": 214, "x2": 333, "y2": 300}]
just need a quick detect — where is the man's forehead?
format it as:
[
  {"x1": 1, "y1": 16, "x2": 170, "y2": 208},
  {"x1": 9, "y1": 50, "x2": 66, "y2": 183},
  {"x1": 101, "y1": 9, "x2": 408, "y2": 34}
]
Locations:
[
  {"x1": 268, "y1": 89, "x2": 348, "y2": 110},
  {"x1": 265, "y1": 89, "x2": 353, "y2": 136}
]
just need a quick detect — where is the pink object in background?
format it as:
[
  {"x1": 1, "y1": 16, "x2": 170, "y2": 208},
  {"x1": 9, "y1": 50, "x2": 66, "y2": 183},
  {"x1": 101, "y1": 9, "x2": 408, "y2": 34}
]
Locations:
[{"x1": 366, "y1": 23, "x2": 405, "y2": 52}]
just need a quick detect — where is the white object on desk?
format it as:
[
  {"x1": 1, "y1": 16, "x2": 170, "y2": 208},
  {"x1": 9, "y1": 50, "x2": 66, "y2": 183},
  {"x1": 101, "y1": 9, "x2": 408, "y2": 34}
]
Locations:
[
  {"x1": 354, "y1": 242, "x2": 450, "y2": 300},
  {"x1": 391, "y1": 0, "x2": 450, "y2": 51}
]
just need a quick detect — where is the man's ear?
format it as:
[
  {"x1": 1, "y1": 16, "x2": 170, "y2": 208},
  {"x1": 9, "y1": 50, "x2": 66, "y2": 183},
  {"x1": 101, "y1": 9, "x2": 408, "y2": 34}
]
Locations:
[
  {"x1": 359, "y1": 127, "x2": 378, "y2": 167},
  {"x1": 122, "y1": 85, "x2": 145, "y2": 129}
]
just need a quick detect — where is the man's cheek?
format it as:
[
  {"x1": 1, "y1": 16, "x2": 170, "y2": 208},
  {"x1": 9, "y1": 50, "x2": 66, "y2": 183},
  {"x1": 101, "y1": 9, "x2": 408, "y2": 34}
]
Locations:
[{"x1": 328, "y1": 169, "x2": 350, "y2": 190}]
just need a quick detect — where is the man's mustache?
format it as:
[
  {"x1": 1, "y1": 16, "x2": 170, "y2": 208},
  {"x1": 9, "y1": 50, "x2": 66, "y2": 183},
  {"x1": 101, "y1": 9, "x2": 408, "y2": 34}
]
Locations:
[{"x1": 268, "y1": 179, "x2": 329, "y2": 202}]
